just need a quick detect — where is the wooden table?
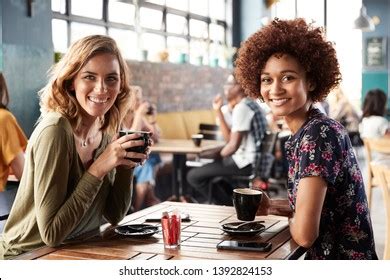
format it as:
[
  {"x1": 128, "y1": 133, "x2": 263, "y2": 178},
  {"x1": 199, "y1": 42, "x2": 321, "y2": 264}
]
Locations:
[
  {"x1": 151, "y1": 139, "x2": 225, "y2": 199},
  {"x1": 16, "y1": 202, "x2": 304, "y2": 260}
]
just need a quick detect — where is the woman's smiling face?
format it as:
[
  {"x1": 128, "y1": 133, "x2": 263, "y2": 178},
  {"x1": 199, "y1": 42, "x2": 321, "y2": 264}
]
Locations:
[
  {"x1": 72, "y1": 53, "x2": 121, "y2": 119},
  {"x1": 260, "y1": 53, "x2": 314, "y2": 118}
]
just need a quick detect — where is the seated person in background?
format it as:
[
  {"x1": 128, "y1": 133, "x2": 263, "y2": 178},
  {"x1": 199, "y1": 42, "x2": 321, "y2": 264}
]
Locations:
[
  {"x1": 359, "y1": 88, "x2": 389, "y2": 139},
  {"x1": 328, "y1": 87, "x2": 360, "y2": 133},
  {"x1": 122, "y1": 86, "x2": 161, "y2": 211},
  {"x1": 187, "y1": 74, "x2": 268, "y2": 204},
  {"x1": 0, "y1": 35, "x2": 148, "y2": 259},
  {"x1": 212, "y1": 74, "x2": 240, "y2": 141},
  {"x1": 0, "y1": 73, "x2": 28, "y2": 192}
]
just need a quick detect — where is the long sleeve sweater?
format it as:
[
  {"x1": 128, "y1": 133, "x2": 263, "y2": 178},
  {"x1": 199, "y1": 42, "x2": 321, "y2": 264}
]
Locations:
[{"x1": 0, "y1": 112, "x2": 133, "y2": 259}]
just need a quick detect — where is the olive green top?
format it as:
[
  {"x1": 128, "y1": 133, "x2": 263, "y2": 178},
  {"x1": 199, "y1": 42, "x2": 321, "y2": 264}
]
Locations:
[{"x1": 0, "y1": 112, "x2": 133, "y2": 259}]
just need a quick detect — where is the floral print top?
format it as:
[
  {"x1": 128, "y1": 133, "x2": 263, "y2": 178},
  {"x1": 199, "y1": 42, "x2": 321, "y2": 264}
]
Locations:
[{"x1": 285, "y1": 108, "x2": 377, "y2": 259}]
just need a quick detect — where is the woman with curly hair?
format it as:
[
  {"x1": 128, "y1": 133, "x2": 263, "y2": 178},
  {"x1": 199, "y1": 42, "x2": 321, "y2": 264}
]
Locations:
[
  {"x1": 0, "y1": 35, "x2": 149, "y2": 259},
  {"x1": 236, "y1": 18, "x2": 377, "y2": 259}
]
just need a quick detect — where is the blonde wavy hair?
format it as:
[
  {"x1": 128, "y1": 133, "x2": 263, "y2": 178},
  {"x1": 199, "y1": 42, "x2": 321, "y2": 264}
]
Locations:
[{"x1": 39, "y1": 35, "x2": 132, "y2": 134}]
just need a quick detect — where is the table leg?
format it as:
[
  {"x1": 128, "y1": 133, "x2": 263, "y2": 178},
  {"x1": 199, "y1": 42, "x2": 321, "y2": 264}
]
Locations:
[{"x1": 172, "y1": 154, "x2": 187, "y2": 199}]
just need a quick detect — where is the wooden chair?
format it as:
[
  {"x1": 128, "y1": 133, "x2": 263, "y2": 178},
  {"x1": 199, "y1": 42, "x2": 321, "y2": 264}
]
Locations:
[
  {"x1": 363, "y1": 138, "x2": 390, "y2": 208},
  {"x1": 198, "y1": 123, "x2": 223, "y2": 140},
  {"x1": 207, "y1": 131, "x2": 278, "y2": 204},
  {"x1": 230, "y1": 131, "x2": 278, "y2": 187},
  {"x1": 186, "y1": 123, "x2": 223, "y2": 168},
  {"x1": 370, "y1": 163, "x2": 390, "y2": 259},
  {"x1": 0, "y1": 187, "x2": 18, "y2": 232}
]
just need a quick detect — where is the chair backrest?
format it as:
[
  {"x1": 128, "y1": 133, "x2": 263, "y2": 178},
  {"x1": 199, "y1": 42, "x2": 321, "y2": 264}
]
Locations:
[
  {"x1": 363, "y1": 137, "x2": 390, "y2": 208},
  {"x1": 370, "y1": 163, "x2": 390, "y2": 260},
  {"x1": 252, "y1": 131, "x2": 278, "y2": 181},
  {"x1": 198, "y1": 123, "x2": 223, "y2": 140},
  {"x1": 260, "y1": 131, "x2": 278, "y2": 154},
  {"x1": 0, "y1": 187, "x2": 18, "y2": 232},
  {"x1": 364, "y1": 138, "x2": 390, "y2": 162}
]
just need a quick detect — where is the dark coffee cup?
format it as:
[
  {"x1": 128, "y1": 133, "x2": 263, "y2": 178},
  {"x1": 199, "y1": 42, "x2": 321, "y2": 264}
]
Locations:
[
  {"x1": 191, "y1": 134, "x2": 203, "y2": 147},
  {"x1": 119, "y1": 130, "x2": 150, "y2": 162},
  {"x1": 233, "y1": 188, "x2": 263, "y2": 221}
]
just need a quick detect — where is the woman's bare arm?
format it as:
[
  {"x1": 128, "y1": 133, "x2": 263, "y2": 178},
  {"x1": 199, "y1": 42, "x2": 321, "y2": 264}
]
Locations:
[
  {"x1": 289, "y1": 176, "x2": 327, "y2": 248},
  {"x1": 10, "y1": 151, "x2": 25, "y2": 180}
]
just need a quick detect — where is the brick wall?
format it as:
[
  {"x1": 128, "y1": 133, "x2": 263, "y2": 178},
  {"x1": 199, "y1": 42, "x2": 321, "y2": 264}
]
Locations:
[{"x1": 127, "y1": 60, "x2": 231, "y2": 112}]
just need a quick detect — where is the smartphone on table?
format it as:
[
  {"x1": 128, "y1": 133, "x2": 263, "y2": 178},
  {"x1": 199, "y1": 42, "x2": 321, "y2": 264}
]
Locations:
[{"x1": 217, "y1": 240, "x2": 272, "y2": 252}]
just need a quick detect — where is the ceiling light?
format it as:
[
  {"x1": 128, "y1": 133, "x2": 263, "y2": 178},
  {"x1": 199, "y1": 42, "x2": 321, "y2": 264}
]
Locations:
[{"x1": 353, "y1": 5, "x2": 375, "y2": 32}]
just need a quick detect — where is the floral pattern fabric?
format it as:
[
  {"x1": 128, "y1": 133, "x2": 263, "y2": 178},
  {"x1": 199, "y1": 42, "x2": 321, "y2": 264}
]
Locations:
[{"x1": 285, "y1": 108, "x2": 377, "y2": 259}]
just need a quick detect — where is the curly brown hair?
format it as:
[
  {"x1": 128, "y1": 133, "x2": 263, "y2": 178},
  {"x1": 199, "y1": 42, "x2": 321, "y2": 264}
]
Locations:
[{"x1": 235, "y1": 18, "x2": 341, "y2": 102}]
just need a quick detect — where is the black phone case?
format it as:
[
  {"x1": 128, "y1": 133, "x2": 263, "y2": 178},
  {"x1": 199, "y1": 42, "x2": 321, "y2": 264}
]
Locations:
[{"x1": 217, "y1": 241, "x2": 272, "y2": 252}]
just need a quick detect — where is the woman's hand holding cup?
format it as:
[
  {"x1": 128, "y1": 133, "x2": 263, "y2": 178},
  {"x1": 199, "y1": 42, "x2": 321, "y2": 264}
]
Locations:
[
  {"x1": 88, "y1": 132, "x2": 149, "y2": 179},
  {"x1": 118, "y1": 130, "x2": 151, "y2": 163}
]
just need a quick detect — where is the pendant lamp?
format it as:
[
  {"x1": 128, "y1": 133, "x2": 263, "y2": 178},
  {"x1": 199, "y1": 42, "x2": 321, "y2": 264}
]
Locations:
[{"x1": 353, "y1": 5, "x2": 375, "y2": 32}]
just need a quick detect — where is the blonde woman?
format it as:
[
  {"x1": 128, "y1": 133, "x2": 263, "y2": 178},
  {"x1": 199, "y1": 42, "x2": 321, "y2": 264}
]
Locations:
[{"x1": 0, "y1": 35, "x2": 148, "y2": 259}]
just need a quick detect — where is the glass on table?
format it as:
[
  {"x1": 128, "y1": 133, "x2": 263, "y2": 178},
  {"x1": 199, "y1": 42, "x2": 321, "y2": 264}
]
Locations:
[{"x1": 161, "y1": 210, "x2": 181, "y2": 249}]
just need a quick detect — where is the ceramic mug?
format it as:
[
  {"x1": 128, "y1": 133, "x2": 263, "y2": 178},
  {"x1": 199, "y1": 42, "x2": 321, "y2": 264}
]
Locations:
[
  {"x1": 191, "y1": 134, "x2": 204, "y2": 147},
  {"x1": 119, "y1": 130, "x2": 150, "y2": 162},
  {"x1": 233, "y1": 188, "x2": 263, "y2": 221}
]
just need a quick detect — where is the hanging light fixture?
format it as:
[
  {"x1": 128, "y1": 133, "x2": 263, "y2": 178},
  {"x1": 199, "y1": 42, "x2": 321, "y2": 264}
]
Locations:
[{"x1": 353, "y1": 5, "x2": 375, "y2": 32}]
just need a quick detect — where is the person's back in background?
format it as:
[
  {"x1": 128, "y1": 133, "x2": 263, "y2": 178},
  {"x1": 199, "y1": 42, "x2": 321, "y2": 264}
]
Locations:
[{"x1": 359, "y1": 88, "x2": 389, "y2": 139}]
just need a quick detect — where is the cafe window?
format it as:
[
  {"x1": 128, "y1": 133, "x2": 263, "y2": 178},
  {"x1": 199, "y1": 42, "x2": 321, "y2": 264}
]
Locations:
[
  {"x1": 142, "y1": 33, "x2": 166, "y2": 62},
  {"x1": 71, "y1": 0, "x2": 103, "y2": 20},
  {"x1": 167, "y1": 14, "x2": 187, "y2": 35},
  {"x1": 145, "y1": 0, "x2": 165, "y2": 5},
  {"x1": 52, "y1": 19, "x2": 68, "y2": 53},
  {"x1": 51, "y1": 0, "x2": 231, "y2": 67},
  {"x1": 166, "y1": 0, "x2": 188, "y2": 11},
  {"x1": 70, "y1": 22, "x2": 106, "y2": 43},
  {"x1": 296, "y1": 0, "x2": 324, "y2": 27},
  {"x1": 108, "y1": 28, "x2": 138, "y2": 60},
  {"x1": 210, "y1": 23, "x2": 225, "y2": 44},
  {"x1": 189, "y1": 0, "x2": 208, "y2": 16},
  {"x1": 140, "y1": 7, "x2": 163, "y2": 30},
  {"x1": 209, "y1": 0, "x2": 226, "y2": 21},
  {"x1": 272, "y1": 0, "x2": 295, "y2": 20},
  {"x1": 189, "y1": 39, "x2": 209, "y2": 65},
  {"x1": 108, "y1": 1, "x2": 135, "y2": 25},
  {"x1": 189, "y1": 19, "x2": 208, "y2": 39},
  {"x1": 51, "y1": 0, "x2": 66, "y2": 14},
  {"x1": 167, "y1": 36, "x2": 188, "y2": 63}
]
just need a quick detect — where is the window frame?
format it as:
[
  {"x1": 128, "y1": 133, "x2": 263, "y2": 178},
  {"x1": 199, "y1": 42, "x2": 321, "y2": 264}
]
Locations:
[{"x1": 51, "y1": 0, "x2": 231, "y2": 65}]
